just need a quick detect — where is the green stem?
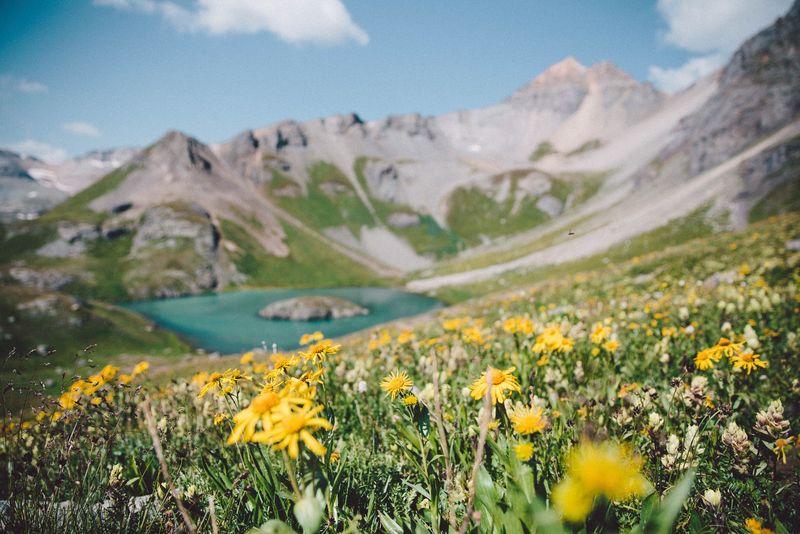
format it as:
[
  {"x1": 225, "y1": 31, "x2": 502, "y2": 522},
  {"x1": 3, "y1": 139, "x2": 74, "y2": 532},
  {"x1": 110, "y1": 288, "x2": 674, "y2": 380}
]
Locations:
[{"x1": 282, "y1": 451, "x2": 302, "y2": 499}]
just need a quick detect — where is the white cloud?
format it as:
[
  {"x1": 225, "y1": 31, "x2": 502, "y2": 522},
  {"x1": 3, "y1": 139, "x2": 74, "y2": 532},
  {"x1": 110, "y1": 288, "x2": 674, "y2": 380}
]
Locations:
[
  {"x1": 94, "y1": 0, "x2": 369, "y2": 45},
  {"x1": 6, "y1": 140, "x2": 69, "y2": 163},
  {"x1": 0, "y1": 74, "x2": 48, "y2": 94},
  {"x1": 63, "y1": 121, "x2": 101, "y2": 137},
  {"x1": 648, "y1": 53, "x2": 727, "y2": 93},
  {"x1": 648, "y1": 0, "x2": 793, "y2": 92}
]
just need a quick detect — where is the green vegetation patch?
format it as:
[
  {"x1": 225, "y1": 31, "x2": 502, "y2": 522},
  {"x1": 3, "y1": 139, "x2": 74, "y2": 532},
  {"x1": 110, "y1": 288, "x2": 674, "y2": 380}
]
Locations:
[
  {"x1": 40, "y1": 165, "x2": 139, "y2": 224},
  {"x1": 433, "y1": 204, "x2": 718, "y2": 303},
  {"x1": 221, "y1": 218, "x2": 383, "y2": 288},
  {"x1": 267, "y1": 163, "x2": 375, "y2": 236},
  {"x1": 445, "y1": 169, "x2": 563, "y2": 247},
  {"x1": 566, "y1": 138, "x2": 603, "y2": 157},
  {"x1": 529, "y1": 141, "x2": 556, "y2": 162},
  {"x1": 0, "y1": 285, "x2": 188, "y2": 402}
]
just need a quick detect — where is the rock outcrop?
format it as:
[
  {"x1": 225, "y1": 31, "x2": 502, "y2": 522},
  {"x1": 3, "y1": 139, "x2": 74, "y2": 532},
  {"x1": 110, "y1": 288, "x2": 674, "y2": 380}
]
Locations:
[
  {"x1": 125, "y1": 203, "x2": 224, "y2": 299},
  {"x1": 669, "y1": 1, "x2": 800, "y2": 176},
  {"x1": 259, "y1": 295, "x2": 369, "y2": 321}
]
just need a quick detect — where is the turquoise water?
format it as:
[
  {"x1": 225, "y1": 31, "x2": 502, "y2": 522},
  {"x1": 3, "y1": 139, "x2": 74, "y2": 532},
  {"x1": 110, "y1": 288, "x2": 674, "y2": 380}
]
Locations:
[{"x1": 125, "y1": 287, "x2": 442, "y2": 354}]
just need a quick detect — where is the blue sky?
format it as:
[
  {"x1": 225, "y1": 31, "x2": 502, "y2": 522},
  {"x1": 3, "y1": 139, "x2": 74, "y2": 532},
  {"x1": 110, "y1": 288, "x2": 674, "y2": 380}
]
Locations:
[{"x1": 0, "y1": 0, "x2": 792, "y2": 161}]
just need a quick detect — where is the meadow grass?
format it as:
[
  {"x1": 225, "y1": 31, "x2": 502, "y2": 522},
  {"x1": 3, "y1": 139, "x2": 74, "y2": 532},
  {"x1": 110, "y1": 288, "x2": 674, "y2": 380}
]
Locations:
[{"x1": 2, "y1": 213, "x2": 798, "y2": 533}]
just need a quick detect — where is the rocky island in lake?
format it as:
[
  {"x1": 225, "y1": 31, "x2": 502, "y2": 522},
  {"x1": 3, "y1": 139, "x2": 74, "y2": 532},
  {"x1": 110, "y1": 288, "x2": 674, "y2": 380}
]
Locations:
[{"x1": 258, "y1": 295, "x2": 369, "y2": 321}]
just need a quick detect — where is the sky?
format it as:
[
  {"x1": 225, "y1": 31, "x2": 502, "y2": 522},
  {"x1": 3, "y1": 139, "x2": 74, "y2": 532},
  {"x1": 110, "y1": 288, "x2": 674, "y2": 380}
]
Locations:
[{"x1": 0, "y1": 0, "x2": 793, "y2": 162}]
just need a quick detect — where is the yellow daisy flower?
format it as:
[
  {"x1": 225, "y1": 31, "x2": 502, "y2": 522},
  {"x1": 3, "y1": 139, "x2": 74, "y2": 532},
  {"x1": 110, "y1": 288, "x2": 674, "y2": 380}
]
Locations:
[
  {"x1": 509, "y1": 404, "x2": 547, "y2": 435},
  {"x1": 380, "y1": 371, "x2": 413, "y2": 400},
  {"x1": 257, "y1": 404, "x2": 332, "y2": 458},
  {"x1": 469, "y1": 367, "x2": 520, "y2": 405}
]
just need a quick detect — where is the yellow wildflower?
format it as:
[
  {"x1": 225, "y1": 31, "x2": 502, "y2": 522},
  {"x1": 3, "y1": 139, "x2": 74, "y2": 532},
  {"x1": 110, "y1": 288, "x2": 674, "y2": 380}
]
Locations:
[
  {"x1": 694, "y1": 350, "x2": 715, "y2": 371},
  {"x1": 773, "y1": 436, "x2": 795, "y2": 464},
  {"x1": 514, "y1": 442, "x2": 534, "y2": 461},
  {"x1": 191, "y1": 372, "x2": 209, "y2": 385},
  {"x1": 132, "y1": 361, "x2": 150, "y2": 375},
  {"x1": 240, "y1": 352, "x2": 254, "y2": 365},
  {"x1": 257, "y1": 403, "x2": 332, "y2": 459},
  {"x1": 731, "y1": 352, "x2": 768, "y2": 374},
  {"x1": 552, "y1": 477, "x2": 593, "y2": 523},
  {"x1": 59, "y1": 391, "x2": 79, "y2": 410},
  {"x1": 509, "y1": 405, "x2": 547, "y2": 435},
  {"x1": 213, "y1": 413, "x2": 229, "y2": 426},
  {"x1": 553, "y1": 441, "x2": 648, "y2": 523},
  {"x1": 227, "y1": 390, "x2": 309, "y2": 445},
  {"x1": 745, "y1": 518, "x2": 775, "y2": 534},
  {"x1": 299, "y1": 331, "x2": 324, "y2": 346},
  {"x1": 397, "y1": 330, "x2": 416, "y2": 344},
  {"x1": 602, "y1": 339, "x2": 619, "y2": 352},
  {"x1": 300, "y1": 340, "x2": 340, "y2": 362},
  {"x1": 99, "y1": 364, "x2": 119, "y2": 382},
  {"x1": 403, "y1": 395, "x2": 418, "y2": 406},
  {"x1": 380, "y1": 371, "x2": 413, "y2": 400},
  {"x1": 590, "y1": 323, "x2": 610, "y2": 344},
  {"x1": 469, "y1": 367, "x2": 520, "y2": 405},
  {"x1": 706, "y1": 337, "x2": 744, "y2": 361}
]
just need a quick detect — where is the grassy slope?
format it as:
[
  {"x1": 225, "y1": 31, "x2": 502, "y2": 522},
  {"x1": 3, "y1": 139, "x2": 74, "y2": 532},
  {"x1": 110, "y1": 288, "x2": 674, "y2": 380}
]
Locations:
[
  {"x1": 39, "y1": 165, "x2": 138, "y2": 223},
  {"x1": 432, "y1": 204, "x2": 718, "y2": 303},
  {"x1": 0, "y1": 284, "x2": 189, "y2": 402},
  {"x1": 220, "y1": 218, "x2": 385, "y2": 288},
  {"x1": 267, "y1": 163, "x2": 375, "y2": 236},
  {"x1": 444, "y1": 169, "x2": 604, "y2": 248}
]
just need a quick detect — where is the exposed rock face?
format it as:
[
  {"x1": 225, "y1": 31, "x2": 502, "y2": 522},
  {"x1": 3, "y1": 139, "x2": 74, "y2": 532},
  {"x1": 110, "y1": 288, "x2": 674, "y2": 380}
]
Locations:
[
  {"x1": 535, "y1": 195, "x2": 564, "y2": 218},
  {"x1": 730, "y1": 136, "x2": 800, "y2": 226},
  {"x1": 259, "y1": 295, "x2": 369, "y2": 321},
  {"x1": 8, "y1": 266, "x2": 75, "y2": 290},
  {"x1": 37, "y1": 222, "x2": 100, "y2": 257},
  {"x1": 671, "y1": 1, "x2": 800, "y2": 176},
  {"x1": 363, "y1": 161, "x2": 400, "y2": 202},
  {"x1": 125, "y1": 203, "x2": 223, "y2": 299}
]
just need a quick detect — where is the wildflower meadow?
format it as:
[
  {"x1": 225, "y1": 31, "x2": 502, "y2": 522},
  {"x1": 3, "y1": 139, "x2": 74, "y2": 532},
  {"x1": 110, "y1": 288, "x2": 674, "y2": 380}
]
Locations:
[{"x1": 2, "y1": 214, "x2": 799, "y2": 533}]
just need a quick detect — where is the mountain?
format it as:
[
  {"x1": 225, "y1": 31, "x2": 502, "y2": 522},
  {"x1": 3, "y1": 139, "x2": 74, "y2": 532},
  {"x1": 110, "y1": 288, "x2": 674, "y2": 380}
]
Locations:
[
  {"x1": 0, "y1": 146, "x2": 136, "y2": 222},
  {"x1": 1, "y1": 1, "x2": 798, "y2": 302},
  {"x1": 0, "y1": 150, "x2": 68, "y2": 222}
]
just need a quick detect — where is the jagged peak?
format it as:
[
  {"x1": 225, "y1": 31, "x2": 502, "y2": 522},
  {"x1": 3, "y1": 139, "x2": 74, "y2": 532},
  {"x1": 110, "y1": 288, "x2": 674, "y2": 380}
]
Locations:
[{"x1": 143, "y1": 130, "x2": 217, "y2": 172}]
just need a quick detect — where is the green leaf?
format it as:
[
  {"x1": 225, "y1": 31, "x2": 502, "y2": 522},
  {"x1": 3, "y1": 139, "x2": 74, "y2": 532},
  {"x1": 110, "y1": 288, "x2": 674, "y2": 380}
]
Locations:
[
  {"x1": 402, "y1": 480, "x2": 432, "y2": 500},
  {"x1": 645, "y1": 469, "x2": 695, "y2": 534},
  {"x1": 379, "y1": 511, "x2": 405, "y2": 534},
  {"x1": 639, "y1": 491, "x2": 658, "y2": 527},
  {"x1": 416, "y1": 406, "x2": 431, "y2": 438}
]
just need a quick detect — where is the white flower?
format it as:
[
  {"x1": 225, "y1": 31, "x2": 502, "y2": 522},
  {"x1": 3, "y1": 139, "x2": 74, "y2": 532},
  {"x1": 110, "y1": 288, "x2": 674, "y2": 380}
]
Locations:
[
  {"x1": 356, "y1": 380, "x2": 367, "y2": 393},
  {"x1": 648, "y1": 412, "x2": 663, "y2": 430},
  {"x1": 744, "y1": 324, "x2": 760, "y2": 349},
  {"x1": 702, "y1": 488, "x2": 721, "y2": 508}
]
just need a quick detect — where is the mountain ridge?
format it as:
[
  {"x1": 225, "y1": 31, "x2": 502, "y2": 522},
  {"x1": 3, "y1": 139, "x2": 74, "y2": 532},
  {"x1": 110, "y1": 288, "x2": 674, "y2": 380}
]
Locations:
[{"x1": 1, "y1": 3, "x2": 798, "y2": 300}]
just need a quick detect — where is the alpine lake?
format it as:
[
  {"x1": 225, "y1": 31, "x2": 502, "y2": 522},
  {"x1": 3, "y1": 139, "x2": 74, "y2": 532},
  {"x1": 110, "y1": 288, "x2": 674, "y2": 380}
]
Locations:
[{"x1": 124, "y1": 287, "x2": 443, "y2": 354}]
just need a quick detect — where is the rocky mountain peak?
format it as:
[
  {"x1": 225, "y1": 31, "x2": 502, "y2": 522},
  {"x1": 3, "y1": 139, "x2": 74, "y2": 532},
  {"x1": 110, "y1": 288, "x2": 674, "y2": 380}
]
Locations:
[
  {"x1": 586, "y1": 61, "x2": 639, "y2": 86},
  {"x1": 145, "y1": 130, "x2": 215, "y2": 172},
  {"x1": 533, "y1": 56, "x2": 587, "y2": 83}
]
